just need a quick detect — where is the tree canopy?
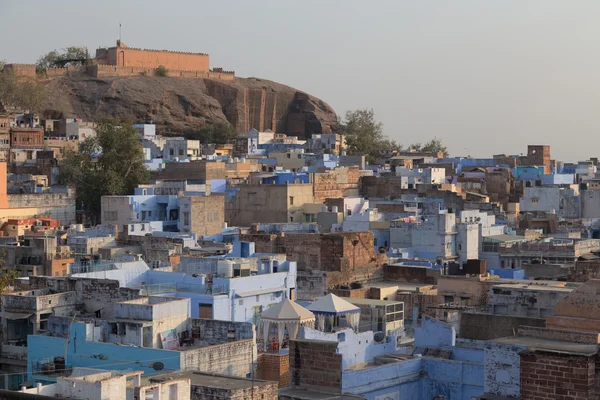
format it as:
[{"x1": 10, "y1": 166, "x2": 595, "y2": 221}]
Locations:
[
  {"x1": 0, "y1": 71, "x2": 47, "y2": 112},
  {"x1": 37, "y1": 46, "x2": 87, "y2": 69},
  {"x1": 59, "y1": 118, "x2": 150, "y2": 224},
  {"x1": 184, "y1": 122, "x2": 238, "y2": 144},
  {"x1": 337, "y1": 108, "x2": 449, "y2": 161},
  {"x1": 336, "y1": 109, "x2": 400, "y2": 163},
  {"x1": 410, "y1": 137, "x2": 449, "y2": 157}
]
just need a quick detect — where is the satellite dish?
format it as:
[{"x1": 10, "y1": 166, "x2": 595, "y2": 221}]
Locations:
[
  {"x1": 150, "y1": 362, "x2": 164, "y2": 371},
  {"x1": 374, "y1": 332, "x2": 385, "y2": 343}
]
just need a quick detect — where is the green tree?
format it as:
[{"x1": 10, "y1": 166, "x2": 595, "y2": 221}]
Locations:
[
  {"x1": 336, "y1": 109, "x2": 399, "y2": 163},
  {"x1": 36, "y1": 46, "x2": 87, "y2": 69},
  {"x1": 0, "y1": 61, "x2": 5, "y2": 72},
  {"x1": 410, "y1": 137, "x2": 448, "y2": 157},
  {"x1": 59, "y1": 118, "x2": 150, "y2": 224},
  {"x1": 185, "y1": 122, "x2": 238, "y2": 144},
  {"x1": 156, "y1": 65, "x2": 168, "y2": 77},
  {"x1": 0, "y1": 71, "x2": 47, "y2": 112}
]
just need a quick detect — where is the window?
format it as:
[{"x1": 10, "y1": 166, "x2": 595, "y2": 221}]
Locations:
[
  {"x1": 179, "y1": 149, "x2": 184, "y2": 156},
  {"x1": 347, "y1": 209, "x2": 352, "y2": 216},
  {"x1": 531, "y1": 197, "x2": 539, "y2": 205},
  {"x1": 289, "y1": 196, "x2": 294, "y2": 205},
  {"x1": 170, "y1": 149, "x2": 174, "y2": 156},
  {"x1": 239, "y1": 299, "x2": 243, "y2": 305},
  {"x1": 444, "y1": 296, "x2": 453, "y2": 303},
  {"x1": 183, "y1": 212, "x2": 190, "y2": 226},
  {"x1": 297, "y1": 154, "x2": 302, "y2": 159}
]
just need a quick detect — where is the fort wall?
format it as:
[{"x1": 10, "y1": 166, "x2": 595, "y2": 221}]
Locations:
[
  {"x1": 86, "y1": 64, "x2": 235, "y2": 80},
  {"x1": 95, "y1": 45, "x2": 209, "y2": 71}
]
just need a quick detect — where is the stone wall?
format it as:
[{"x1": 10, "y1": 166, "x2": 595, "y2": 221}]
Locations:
[
  {"x1": 460, "y1": 313, "x2": 546, "y2": 340},
  {"x1": 179, "y1": 339, "x2": 255, "y2": 377},
  {"x1": 296, "y1": 270, "x2": 327, "y2": 301},
  {"x1": 312, "y1": 167, "x2": 361, "y2": 203},
  {"x1": 190, "y1": 377, "x2": 278, "y2": 400},
  {"x1": 396, "y1": 289, "x2": 439, "y2": 319},
  {"x1": 188, "y1": 195, "x2": 225, "y2": 237},
  {"x1": 257, "y1": 352, "x2": 290, "y2": 388},
  {"x1": 29, "y1": 276, "x2": 140, "y2": 318},
  {"x1": 7, "y1": 189, "x2": 76, "y2": 224},
  {"x1": 289, "y1": 339, "x2": 342, "y2": 392},
  {"x1": 190, "y1": 318, "x2": 254, "y2": 346}
]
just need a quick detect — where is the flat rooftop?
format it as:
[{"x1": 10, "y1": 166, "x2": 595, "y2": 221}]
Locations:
[
  {"x1": 493, "y1": 335, "x2": 599, "y2": 356},
  {"x1": 278, "y1": 387, "x2": 366, "y2": 400},
  {"x1": 341, "y1": 297, "x2": 403, "y2": 306},
  {"x1": 364, "y1": 282, "x2": 432, "y2": 292},
  {"x1": 492, "y1": 283, "x2": 574, "y2": 293},
  {"x1": 147, "y1": 371, "x2": 273, "y2": 390}
]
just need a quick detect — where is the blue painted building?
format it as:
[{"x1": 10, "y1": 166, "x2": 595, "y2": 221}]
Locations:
[{"x1": 288, "y1": 317, "x2": 485, "y2": 399}]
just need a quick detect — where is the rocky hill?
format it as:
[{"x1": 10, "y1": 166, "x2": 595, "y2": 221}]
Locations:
[{"x1": 42, "y1": 71, "x2": 337, "y2": 138}]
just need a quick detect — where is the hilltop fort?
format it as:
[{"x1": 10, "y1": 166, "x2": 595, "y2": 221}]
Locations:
[
  {"x1": 5, "y1": 40, "x2": 235, "y2": 80},
  {"x1": 1, "y1": 41, "x2": 337, "y2": 137}
]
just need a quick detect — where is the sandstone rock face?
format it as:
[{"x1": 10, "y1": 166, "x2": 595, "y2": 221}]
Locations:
[{"x1": 43, "y1": 72, "x2": 337, "y2": 138}]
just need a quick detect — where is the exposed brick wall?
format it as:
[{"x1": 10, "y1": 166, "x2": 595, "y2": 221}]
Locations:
[
  {"x1": 569, "y1": 260, "x2": 600, "y2": 283},
  {"x1": 329, "y1": 287, "x2": 370, "y2": 299},
  {"x1": 257, "y1": 352, "x2": 290, "y2": 388},
  {"x1": 289, "y1": 339, "x2": 342, "y2": 393},
  {"x1": 383, "y1": 264, "x2": 437, "y2": 283},
  {"x1": 460, "y1": 313, "x2": 546, "y2": 340},
  {"x1": 151, "y1": 161, "x2": 226, "y2": 181},
  {"x1": 520, "y1": 352, "x2": 596, "y2": 399}
]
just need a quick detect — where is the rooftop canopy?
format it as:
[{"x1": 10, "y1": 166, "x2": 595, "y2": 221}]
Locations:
[
  {"x1": 259, "y1": 299, "x2": 315, "y2": 351},
  {"x1": 307, "y1": 293, "x2": 360, "y2": 332}
]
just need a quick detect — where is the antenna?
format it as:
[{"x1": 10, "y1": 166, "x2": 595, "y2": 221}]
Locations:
[{"x1": 119, "y1": 22, "x2": 122, "y2": 42}]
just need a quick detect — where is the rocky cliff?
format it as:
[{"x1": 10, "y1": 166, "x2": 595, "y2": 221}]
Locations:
[{"x1": 42, "y1": 71, "x2": 337, "y2": 138}]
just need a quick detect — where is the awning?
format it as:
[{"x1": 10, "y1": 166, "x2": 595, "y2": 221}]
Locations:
[
  {"x1": 235, "y1": 288, "x2": 283, "y2": 298},
  {"x1": 0, "y1": 311, "x2": 33, "y2": 320}
]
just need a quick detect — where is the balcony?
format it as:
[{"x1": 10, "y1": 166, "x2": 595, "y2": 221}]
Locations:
[
  {"x1": 1, "y1": 343, "x2": 27, "y2": 361},
  {"x1": 139, "y1": 282, "x2": 228, "y2": 296}
]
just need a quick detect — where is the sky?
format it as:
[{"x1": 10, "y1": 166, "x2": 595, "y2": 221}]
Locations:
[{"x1": 1, "y1": 0, "x2": 599, "y2": 162}]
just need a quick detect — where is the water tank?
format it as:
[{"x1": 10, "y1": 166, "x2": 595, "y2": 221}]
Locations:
[
  {"x1": 217, "y1": 260, "x2": 234, "y2": 277},
  {"x1": 331, "y1": 206, "x2": 339, "y2": 213},
  {"x1": 222, "y1": 222, "x2": 228, "y2": 229},
  {"x1": 321, "y1": 206, "x2": 328, "y2": 213},
  {"x1": 76, "y1": 224, "x2": 84, "y2": 232}
]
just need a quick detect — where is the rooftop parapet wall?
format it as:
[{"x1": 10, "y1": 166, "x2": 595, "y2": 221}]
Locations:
[{"x1": 87, "y1": 64, "x2": 235, "y2": 80}]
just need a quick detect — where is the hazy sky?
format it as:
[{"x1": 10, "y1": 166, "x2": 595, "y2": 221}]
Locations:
[{"x1": 1, "y1": 0, "x2": 598, "y2": 161}]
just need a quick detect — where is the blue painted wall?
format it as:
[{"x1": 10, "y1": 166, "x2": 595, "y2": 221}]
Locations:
[{"x1": 28, "y1": 324, "x2": 180, "y2": 382}]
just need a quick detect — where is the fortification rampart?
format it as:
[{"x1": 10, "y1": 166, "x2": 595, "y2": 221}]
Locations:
[
  {"x1": 3, "y1": 64, "x2": 82, "y2": 80},
  {"x1": 3, "y1": 64, "x2": 37, "y2": 78},
  {"x1": 86, "y1": 64, "x2": 235, "y2": 80}
]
